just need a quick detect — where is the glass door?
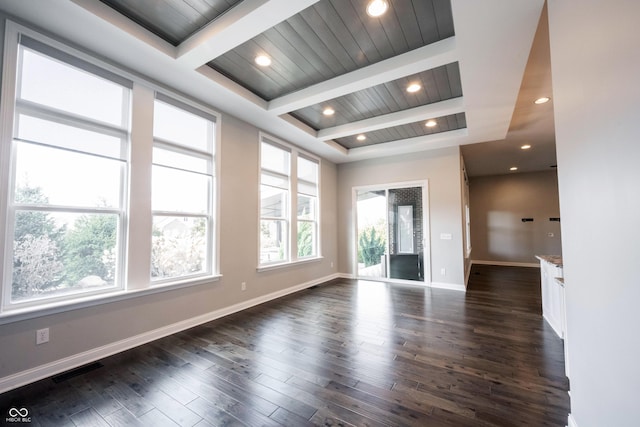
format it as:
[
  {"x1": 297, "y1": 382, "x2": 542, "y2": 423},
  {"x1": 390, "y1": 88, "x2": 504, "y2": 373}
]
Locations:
[
  {"x1": 356, "y1": 190, "x2": 387, "y2": 278},
  {"x1": 355, "y1": 183, "x2": 427, "y2": 282}
]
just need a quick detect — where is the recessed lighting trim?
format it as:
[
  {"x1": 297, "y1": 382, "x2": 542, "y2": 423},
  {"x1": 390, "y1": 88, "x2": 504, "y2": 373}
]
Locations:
[
  {"x1": 406, "y1": 83, "x2": 421, "y2": 93},
  {"x1": 366, "y1": 0, "x2": 389, "y2": 17},
  {"x1": 323, "y1": 107, "x2": 335, "y2": 116},
  {"x1": 534, "y1": 97, "x2": 550, "y2": 104},
  {"x1": 356, "y1": 134, "x2": 366, "y2": 141},
  {"x1": 521, "y1": 144, "x2": 531, "y2": 150},
  {"x1": 425, "y1": 119, "x2": 437, "y2": 127},
  {"x1": 510, "y1": 167, "x2": 518, "y2": 171},
  {"x1": 255, "y1": 55, "x2": 271, "y2": 67}
]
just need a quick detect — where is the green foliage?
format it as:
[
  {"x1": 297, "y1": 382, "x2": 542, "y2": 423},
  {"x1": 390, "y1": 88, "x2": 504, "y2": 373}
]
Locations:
[
  {"x1": 14, "y1": 185, "x2": 63, "y2": 243},
  {"x1": 12, "y1": 184, "x2": 65, "y2": 299},
  {"x1": 297, "y1": 221, "x2": 314, "y2": 258},
  {"x1": 358, "y1": 226, "x2": 386, "y2": 267},
  {"x1": 62, "y1": 214, "x2": 117, "y2": 286}
]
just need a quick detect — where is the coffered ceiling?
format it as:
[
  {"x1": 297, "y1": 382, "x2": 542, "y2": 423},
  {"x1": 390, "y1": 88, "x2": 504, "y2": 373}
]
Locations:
[{"x1": 0, "y1": 0, "x2": 553, "y2": 175}]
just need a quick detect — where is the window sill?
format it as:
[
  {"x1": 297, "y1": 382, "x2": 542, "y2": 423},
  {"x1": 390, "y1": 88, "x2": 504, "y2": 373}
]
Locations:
[
  {"x1": 0, "y1": 274, "x2": 222, "y2": 325},
  {"x1": 257, "y1": 256, "x2": 324, "y2": 272}
]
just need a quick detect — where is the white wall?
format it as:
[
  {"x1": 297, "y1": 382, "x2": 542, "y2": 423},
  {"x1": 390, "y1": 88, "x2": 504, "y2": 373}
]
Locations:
[
  {"x1": 548, "y1": 1, "x2": 640, "y2": 425},
  {"x1": 469, "y1": 170, "x2": 562, "y2": 265},
  {"x1": 337, "y1": 146, "x2": 466, "y2": 288},
  {"x1": 0, "y1": 14, "x2": 338, "y2": 386}
]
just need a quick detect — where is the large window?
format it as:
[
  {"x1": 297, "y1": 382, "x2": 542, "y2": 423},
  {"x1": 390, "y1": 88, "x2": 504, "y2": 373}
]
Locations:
[
  {"x1": 259, "y1": 135, "x2": 320, "y2": 267},
  {"x1": 151, "y1": 95, "x2": 216, "y2": 282},
  {"x1": 0, "y1": 24, "x2": 219, "y2": 316},
  {"x1": 2, "y1": 36, "x2": 130, "y2": 307},
  {"x1": 297, "y1": 155, "x2": 318, "y2": 259}
]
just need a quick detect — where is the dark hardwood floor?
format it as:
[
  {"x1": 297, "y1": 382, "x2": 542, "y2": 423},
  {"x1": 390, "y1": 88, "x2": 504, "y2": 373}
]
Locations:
[{"x1": 0, "y1": 265, "x2": 570, "y2": 426}]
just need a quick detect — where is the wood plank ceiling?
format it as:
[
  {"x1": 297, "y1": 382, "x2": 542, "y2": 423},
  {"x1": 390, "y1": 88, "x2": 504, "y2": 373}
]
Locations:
[{"x1": 97, "y1": 0, "x2": 464, "y2": 150}]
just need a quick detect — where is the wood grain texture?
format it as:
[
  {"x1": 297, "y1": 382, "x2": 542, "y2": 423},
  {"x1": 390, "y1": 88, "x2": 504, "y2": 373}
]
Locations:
[
  {"x1": 208, "y1": 0, "x2": 456, "y2": 100},
  {"x1": 291, "y1": 63, "x2": 463, "y2": 131},
  {"x1": 99, "y1": 0, "x2": 242, "y2": 46},
  {"x1": 333, "y1": 111, "x2": 466, "y2": 149},
  {"x1": 0, "y1": 265, "x2": 570, "y2": 426}
]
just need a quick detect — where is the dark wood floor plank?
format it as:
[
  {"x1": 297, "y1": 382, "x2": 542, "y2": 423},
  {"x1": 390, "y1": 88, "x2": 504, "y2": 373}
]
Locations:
[
  {"x1": 69, "y1": 407, "x2": 113, "y2": 427},
  {"x1": 0, "y1": 265, "x2": 570, "y2": 426}
]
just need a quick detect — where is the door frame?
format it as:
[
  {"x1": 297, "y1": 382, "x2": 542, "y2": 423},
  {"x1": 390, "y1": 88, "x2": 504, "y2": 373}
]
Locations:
[{"x1": 352, "y1": 180, "x2": 430, "y2": 285}]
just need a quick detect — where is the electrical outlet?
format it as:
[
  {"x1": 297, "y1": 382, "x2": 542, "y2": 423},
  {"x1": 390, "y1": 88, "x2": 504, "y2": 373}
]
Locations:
[
  {"x1": 440, "y1": 268, "x2": 446, "y2": 276},
  {"x1": 330, "y1": 262, "x2": 334, "y2": 268},
  {"x1": 241, "y1": 282, "x2": 246, "y2": 291},
  {"x1": 36, "y1": 328, "x2": 49, "y2": 345}
]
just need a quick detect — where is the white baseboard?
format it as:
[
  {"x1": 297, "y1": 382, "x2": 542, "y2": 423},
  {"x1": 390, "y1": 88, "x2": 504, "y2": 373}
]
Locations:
[
  {"x1": 0, "y1": 273, "x2": 341, "y2": 394},
  {"x1": 430, "y1": 282, "x2": 466, "y2": 292},
  {"x1": 568, "y1": 413, "x2": 578, "y2": 427},
  {"x1": 472, "y1": 260, "x2": 539, "y2": 268}
]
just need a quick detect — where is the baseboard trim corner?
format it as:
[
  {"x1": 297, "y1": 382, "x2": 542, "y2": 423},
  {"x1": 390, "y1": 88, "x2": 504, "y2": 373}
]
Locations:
[{"x1": 0, "y1": 272, "x2": 339, "y2": 394}]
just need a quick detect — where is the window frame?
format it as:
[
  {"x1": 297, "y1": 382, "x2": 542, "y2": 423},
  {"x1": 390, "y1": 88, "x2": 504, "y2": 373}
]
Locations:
[
  {"x1": 151, "y1": 94, "x2": 217, "y2": 284},
  {"x1": 258, "y1": 133, "x2": 321, "y2": 270},
  {"x1": 296, "y1": 154, "x2": 319, "y2": 260},
  {"x1": 0, "y1": 21, "x2": 221, "y2": 323}
]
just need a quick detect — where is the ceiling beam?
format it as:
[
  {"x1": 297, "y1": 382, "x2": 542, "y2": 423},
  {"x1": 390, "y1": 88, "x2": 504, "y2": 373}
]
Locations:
[
  {"x1": 71, "y1": 0, "x2": 175, "y2": 57},
  {"x1": 268, "y1": 37, "x2": 457, "y2": 115},
  {"x1": 317, "y1": 97, "x2": 465, "y2": 141},
  {"x1": 345, "y1": 128, "x2": 469, "y2": 162},
  {"x1": 176, "y1": 0, "x2": 321, "y2": 69}
]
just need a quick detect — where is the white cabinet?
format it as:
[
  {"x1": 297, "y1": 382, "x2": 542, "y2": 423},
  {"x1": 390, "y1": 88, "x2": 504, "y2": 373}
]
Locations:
[
  {"x1": 537, "y1": 256, "x2": 565, "y2": 339},
  {"x1": 537, "y1": 256, "x2": 569, "y2": 378}
]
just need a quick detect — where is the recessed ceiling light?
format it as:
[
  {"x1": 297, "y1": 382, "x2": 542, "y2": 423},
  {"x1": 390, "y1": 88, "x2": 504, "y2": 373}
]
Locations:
[
  {"x1": 255, "y1": 55, "x2": 271, "y2": 67},
  {"x1": 323, "y1": 107, "x2": 335, "y2": 116},
  {"x1": 356, "y1": 134, "x2": 366, "y2": 141},
  {"x1": 425, "y1": 119, "x2": 437, "y2": 127},
  {"x1": 510, "y1": 166, "x2": 518, "y2": 171},
  {"x1": 406, "y1": 83, "x2": 421, "y2": 93},
  {"x1": 521, "y1": 144, "x2": 531, "y2": 150},
  {"x1": 534, "y1": 97, "x2": 550, "y2": 104},
  {"x1": 366, "y1": 0, "x2": 389, "y2": 17}
]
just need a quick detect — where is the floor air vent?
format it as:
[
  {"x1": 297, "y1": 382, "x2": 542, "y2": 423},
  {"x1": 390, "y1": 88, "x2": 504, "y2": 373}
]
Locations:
[{"x1": 52, "y1": 362, "x2": 104, "y2": 383}]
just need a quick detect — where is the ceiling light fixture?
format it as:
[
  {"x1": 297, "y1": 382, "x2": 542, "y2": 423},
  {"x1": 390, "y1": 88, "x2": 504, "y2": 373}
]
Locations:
[
  {"x1": 366, "y1": 0, "x2": 389, "y2": 17},
  {"x1": 255, "y1": 55, "x2": 271, "y2": 67},
  {"x1": 323, "y1": 107, "x2": 335, "y2": 116},
  {"x1": 406, "y1": 83, "x2": 421, "y2": 93},
  {"x1": 521, "y1": 144, "x2": 531, "y2": 150},
  {"x1": 510, "y1": 166, "x2": 518, "y2": 171},
  {"x1": 357, "y1": 134, "x2": 366, "y2": 141},
  {"x1": 534, "y1": 97, "x2": 550, "y2": 104},
  {"x1": 425, "y1": 119, "x2": 437, "y2": 127}
]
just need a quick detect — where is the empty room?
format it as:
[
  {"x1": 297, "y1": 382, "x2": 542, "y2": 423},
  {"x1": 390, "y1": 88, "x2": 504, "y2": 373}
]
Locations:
[{"x1": 0, "y1": 1, "x2": 638, "y2": 426}]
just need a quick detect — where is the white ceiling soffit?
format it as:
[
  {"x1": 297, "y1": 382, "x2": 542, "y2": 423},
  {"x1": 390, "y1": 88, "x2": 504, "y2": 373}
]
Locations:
[{"x1": 0, "y1": 0, "x2": 544, "y2": 164}]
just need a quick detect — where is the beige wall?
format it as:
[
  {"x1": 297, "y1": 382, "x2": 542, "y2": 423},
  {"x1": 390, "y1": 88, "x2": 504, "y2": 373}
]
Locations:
[
  {"x1": 469, "y1": 170, "x2": 562, "y2": 264},
  {"x1": 548, "y1": 0, "x2": 640, "y2": 425},
  {"x1": 0, "y1": 52, "x2": 338, "y2": 381},
  {"x1": 337, "y1": 146, "x2": 466, "y2": 287}
]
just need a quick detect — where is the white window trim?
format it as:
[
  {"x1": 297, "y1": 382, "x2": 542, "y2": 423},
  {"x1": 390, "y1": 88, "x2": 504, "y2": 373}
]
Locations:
[
  {"x1": 258, "y1": 132, "x2": 322, "y2": 270},
  {"x1": 0, "y1": 21, "x2": 222, "y2": 323},
  {"x1": 150, "y1": 94, "x2": 217, "y2": 285}
]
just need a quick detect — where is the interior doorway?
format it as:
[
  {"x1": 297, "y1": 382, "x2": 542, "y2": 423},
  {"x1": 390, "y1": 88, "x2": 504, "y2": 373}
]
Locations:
[{"x1": 354, "y1": 182, "x2": 429, "y2": 283}]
